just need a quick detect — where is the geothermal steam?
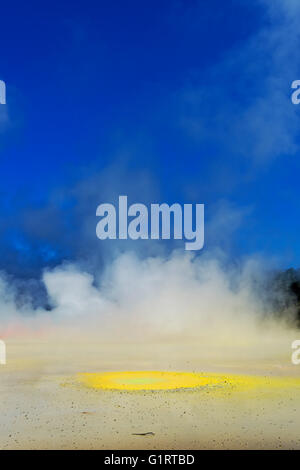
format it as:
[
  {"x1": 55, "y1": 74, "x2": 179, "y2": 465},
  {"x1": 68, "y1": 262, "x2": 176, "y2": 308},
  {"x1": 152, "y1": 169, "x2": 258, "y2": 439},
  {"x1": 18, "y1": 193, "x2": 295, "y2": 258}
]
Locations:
[{"x1": 0, "y1": 252, "x2": 298, "y2": 362}]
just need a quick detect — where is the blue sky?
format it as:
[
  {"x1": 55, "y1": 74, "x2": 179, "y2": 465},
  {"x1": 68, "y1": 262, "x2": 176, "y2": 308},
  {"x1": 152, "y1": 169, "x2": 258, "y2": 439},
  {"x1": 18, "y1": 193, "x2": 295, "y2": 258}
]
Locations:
[{"x1": 1, "y1": 0, "x2": 300, "y2": 276}]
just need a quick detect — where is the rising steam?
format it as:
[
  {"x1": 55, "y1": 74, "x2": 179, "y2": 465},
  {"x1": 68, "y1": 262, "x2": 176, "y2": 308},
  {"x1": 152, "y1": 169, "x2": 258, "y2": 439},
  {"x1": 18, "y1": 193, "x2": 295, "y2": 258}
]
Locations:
[{"x1": 0, "y1": 251, "x2": 298, "y2": 364}]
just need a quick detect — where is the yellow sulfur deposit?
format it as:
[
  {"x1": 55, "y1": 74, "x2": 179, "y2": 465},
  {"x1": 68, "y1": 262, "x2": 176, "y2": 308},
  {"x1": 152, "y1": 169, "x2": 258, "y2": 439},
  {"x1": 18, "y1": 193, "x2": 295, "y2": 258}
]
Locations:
[{"x1": 77, "y1": 370, "x2": 300, "y2": 393}]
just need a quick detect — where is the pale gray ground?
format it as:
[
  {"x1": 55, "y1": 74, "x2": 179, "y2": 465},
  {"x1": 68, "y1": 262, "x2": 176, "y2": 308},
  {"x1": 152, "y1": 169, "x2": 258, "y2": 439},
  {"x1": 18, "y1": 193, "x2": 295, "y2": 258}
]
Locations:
[{"x1": 0, "y1": 339, "x2": 300, "y2": 449}]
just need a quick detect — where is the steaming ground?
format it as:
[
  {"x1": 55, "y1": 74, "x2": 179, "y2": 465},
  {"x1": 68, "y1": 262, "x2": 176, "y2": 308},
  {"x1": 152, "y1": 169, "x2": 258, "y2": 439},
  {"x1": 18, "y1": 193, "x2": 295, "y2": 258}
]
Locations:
[{"x1": 1, "y1": 252, "x2": 300, "y2": 449}]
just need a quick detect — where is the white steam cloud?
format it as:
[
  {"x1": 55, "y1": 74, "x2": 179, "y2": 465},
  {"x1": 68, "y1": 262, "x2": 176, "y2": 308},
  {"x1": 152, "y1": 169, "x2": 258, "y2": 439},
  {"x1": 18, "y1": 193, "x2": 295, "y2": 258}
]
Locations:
[{"x1": 0, "y1": 251, "x2": 297, "y2": 364}]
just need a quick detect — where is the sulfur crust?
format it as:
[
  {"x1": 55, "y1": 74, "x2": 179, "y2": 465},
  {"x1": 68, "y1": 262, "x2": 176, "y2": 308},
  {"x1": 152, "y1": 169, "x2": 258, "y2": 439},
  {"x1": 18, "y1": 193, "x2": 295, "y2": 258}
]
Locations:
[{"x1": 76, "y1": 370, "x2": 300, "y2": 392}]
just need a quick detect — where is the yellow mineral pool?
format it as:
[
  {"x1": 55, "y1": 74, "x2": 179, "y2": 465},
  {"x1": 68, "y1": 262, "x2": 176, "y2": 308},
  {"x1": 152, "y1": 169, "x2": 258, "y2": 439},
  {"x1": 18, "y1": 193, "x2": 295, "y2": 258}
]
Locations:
[
  {"x1": 77, "y1": 370, "x2": 300, "y2": 393},
  {"x1": 78, "y1": 370, "x2": 227, "y2": 391}
]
